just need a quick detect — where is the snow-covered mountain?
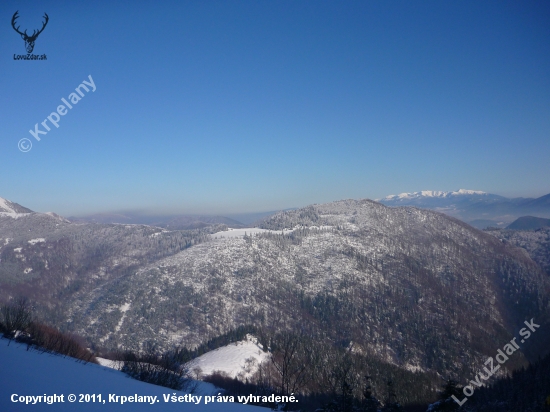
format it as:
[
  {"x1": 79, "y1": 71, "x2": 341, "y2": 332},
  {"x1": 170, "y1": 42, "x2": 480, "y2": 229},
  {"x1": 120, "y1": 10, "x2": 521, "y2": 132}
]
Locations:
[
  {"x1": 377, "y1": 189, "x2": 550, "y2": 228},
  {"x1": 2, "y1": 196, "x2": 550, "y2": 405},
  {"x1": 379, "y1": 189, "x2": 490, "y2": 201},
  {"x1": 0, "y1": 196, "x2": 33, "y2": 215},
  {"x1": 27, "y1": 199, "x2": 545, "y2": 376}
]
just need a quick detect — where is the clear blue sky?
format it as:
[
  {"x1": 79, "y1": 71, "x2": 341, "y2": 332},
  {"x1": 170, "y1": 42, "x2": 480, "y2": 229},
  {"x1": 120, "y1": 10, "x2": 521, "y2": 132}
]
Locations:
[{"x1": 1, "y1": 1, "x2": 549, "y2": 216}]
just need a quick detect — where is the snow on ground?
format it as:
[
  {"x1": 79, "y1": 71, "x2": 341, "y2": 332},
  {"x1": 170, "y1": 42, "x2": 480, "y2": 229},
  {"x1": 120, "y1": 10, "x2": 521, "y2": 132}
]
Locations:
[
  {"x1": 186, "y1": 335, "x2": 269, "y2": 380},
  {"x1": 0, "y1": 338, "x2": 268, "y2": 412},
  {"x1": 28, "y1": 238, "x2": 46, "y2": 245},
  {"x1": 0, "y1": 212, "x2": 30, "y2": 219},
  {"x1": 150, "y1": 230, "x2": 169, "y2": 238},
  {"x1": 114, "y1": 303, "x2": 131, "y2": 333},
  {"x1": 96, "y1": 335, "x2": 269, "y2": 381},
  {"x1": 0, "y1": 198, "x2": 30, "y2": 217},
  {"x1": 211, "y1": 228, "x2": 271, "y2": 239},
  {"x1": 0, "y1": 197, "x2": 12, "y2": 212},
  {"x1": 96, "y1": 357, "x2": 122, "y2": 370},
  {"x1": 100, "y1": 303, "x2": 132, "y2": 343},
  {"x1": 211, "y1": 226, "x2": 322, "y2": 239}
]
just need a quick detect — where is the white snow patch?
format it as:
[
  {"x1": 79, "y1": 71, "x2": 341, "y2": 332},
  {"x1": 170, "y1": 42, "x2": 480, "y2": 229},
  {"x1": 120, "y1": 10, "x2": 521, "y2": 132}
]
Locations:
[
  {"x1": 212, "y1": 228, "x2": 271, "y2": 238},
  {"x1": 186, "y1": 335, "x2": 269, "y2": 380},
  {"x1": 13, "y1": 247, "x2": 22, "y2": 253},
  {"x1": 0, "y1": 212, "x2": 31, "y2": 219},
  {"x1": 404, "y1": 363, "x2": 425, "y2": 373},
  {"x1": 28, "y1": 238, "x2": 46, "y2": 245},
  {"x1": 210, "y1": 226, "x2": 320, "y2": 239},
  {"x1": 115, "y1": 303, "x2": 130, "y2": 333},
  {"x1": 23, "y1": 268, "x2": 33, "y2": 274},
  {"x1": 96, "y1": 357, "x2": 122, "y2": 370},
  {"x1": 99, "y1": 303, "x2": 131, "y2": 344},
  {"x1": 114, "y1": 303, "x2": 131, "y2": 333}
]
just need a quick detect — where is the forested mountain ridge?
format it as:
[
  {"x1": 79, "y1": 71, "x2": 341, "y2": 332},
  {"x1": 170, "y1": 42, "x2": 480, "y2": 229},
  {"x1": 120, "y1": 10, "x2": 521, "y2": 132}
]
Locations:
[
  {"x1": 486, "y1": 227, "x2": 550, "y2": 277},
  {"x1": 0, "y1": 210, "x2": 225, "y2": 312},
  {"x1": 1, "y1": 198, "x2": 549, "y2": 404},
  {"x1": 61, "y1": 201, "x2": 549, "y2": 377},
  {"x1": 506, "y1": 216, "x2": 550, "y2": 231}
]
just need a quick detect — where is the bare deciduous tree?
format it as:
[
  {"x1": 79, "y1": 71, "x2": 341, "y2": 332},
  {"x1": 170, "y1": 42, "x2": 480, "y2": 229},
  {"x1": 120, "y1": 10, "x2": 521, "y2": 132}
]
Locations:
[
  {"x1": 0, "y1": 297, "x2": 32, "y2": 340},
  {"x1": 121, "y1": 342, "x2": 195, "y2": 391},
  {"x1": 270, "y1": 330, "x2": 310, "y2": 396}
]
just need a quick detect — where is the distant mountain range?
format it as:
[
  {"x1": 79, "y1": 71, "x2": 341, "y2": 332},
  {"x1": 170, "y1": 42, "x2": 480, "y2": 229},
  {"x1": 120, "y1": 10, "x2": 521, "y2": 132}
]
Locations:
[
  {"x1": 377, "y1": 189, "x2": 550, "y2": 228},
  {"x1": 68, "y1": 212, "x2": 247, "y2": 230},
  {"x1": 0, "y1": 195, "x2": 292, "y2": 230},
  {"x1": 6, "y1": 189, "x2": 550, "y2": 231},
  {"x1": 67, "y1": 210, "x2": 294, "y2": 229}
]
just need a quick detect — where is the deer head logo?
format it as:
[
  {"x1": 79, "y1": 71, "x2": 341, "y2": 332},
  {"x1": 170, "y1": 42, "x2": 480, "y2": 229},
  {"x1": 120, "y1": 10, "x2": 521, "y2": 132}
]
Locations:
[{"x1": 11, "y1": 11, "x2": 49, "y2": 54}]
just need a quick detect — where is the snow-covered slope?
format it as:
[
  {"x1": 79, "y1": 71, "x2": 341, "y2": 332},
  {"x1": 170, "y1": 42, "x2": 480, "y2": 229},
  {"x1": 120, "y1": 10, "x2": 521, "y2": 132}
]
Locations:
[
  {"x1": 60, "y1": 199, "x2": 549, "y2": 382},
  {"x1": 2, "y1": 198, "x2": 549, "y2": 389},
  {"x1": 211, "y1": 228, "x2": 272, "y2": 239},
  {"x1": 98, "y1": 335, "x2": 269, "y2": 381},
  {"x1": 0, "y1": 338, "x2": 266, "y2": 412},
  {"x1": 0, "y1": 196, "x2": 33, "y2": 217},
  {"x1": 186, "y1": 335, "x2": 269, "y2": 380}
]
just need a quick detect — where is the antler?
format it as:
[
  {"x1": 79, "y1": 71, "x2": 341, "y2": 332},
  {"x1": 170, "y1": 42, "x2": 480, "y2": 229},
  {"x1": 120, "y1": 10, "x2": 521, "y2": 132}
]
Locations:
[
  {"x1": 11, "y1": 11, "x2": 27, "y2": 37},
  {"x1": 11, "y1": 11, "x2": 49, "y2": 40},
  {"x1": 31, "y1": 13, "x2": 49, "y2": 39}
]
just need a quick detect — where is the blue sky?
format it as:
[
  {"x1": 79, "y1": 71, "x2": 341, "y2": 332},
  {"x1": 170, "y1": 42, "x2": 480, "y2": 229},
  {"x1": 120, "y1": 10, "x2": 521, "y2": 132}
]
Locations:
[{"x1": 1, "y1": 1, "x2": 549, "y2": 216}]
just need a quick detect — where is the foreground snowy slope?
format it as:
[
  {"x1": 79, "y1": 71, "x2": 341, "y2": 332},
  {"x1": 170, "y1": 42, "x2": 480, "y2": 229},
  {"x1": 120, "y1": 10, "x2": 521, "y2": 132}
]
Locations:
[{"x1": 0, "y1": 339, "x2": 267, "y2": 412}]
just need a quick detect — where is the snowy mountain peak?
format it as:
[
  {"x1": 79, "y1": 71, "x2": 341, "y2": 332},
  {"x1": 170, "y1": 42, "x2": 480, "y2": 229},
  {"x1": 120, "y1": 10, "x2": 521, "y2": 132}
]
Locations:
[
  {"x1": 0, "y1": 197, "x2": 33, "y2": 214},
  {"x1": 380, "y1": 189, "x2": 487, "y2": 201},
  {"x1": 44, "y1": 212, "x2": 71, "y2": 223},
  {"x1": 454, "y1": 189, "x2": 487, "y2": 195}
]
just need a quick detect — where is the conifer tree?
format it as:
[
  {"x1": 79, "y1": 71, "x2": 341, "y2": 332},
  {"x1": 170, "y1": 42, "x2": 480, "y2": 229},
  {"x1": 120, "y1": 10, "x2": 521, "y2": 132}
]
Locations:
[
  {"x1": 382, "y1": 380, "x2": 402, "y2": 412},
  {"x1": 426, "y1": 378, "x2": 463, "y2": 411},
  {"x1": 359, "y1": 376, "x2": 380, "y2": 412}
]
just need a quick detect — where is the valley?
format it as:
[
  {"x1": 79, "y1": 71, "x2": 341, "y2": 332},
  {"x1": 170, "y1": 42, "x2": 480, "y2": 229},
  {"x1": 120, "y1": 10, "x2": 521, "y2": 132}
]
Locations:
[
  {"x1": 0, "y1": 200, "x2": 550, "y2": 408},
  {"x1": 1, "y1": 195, "x2": 550, "y2": 409}
]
